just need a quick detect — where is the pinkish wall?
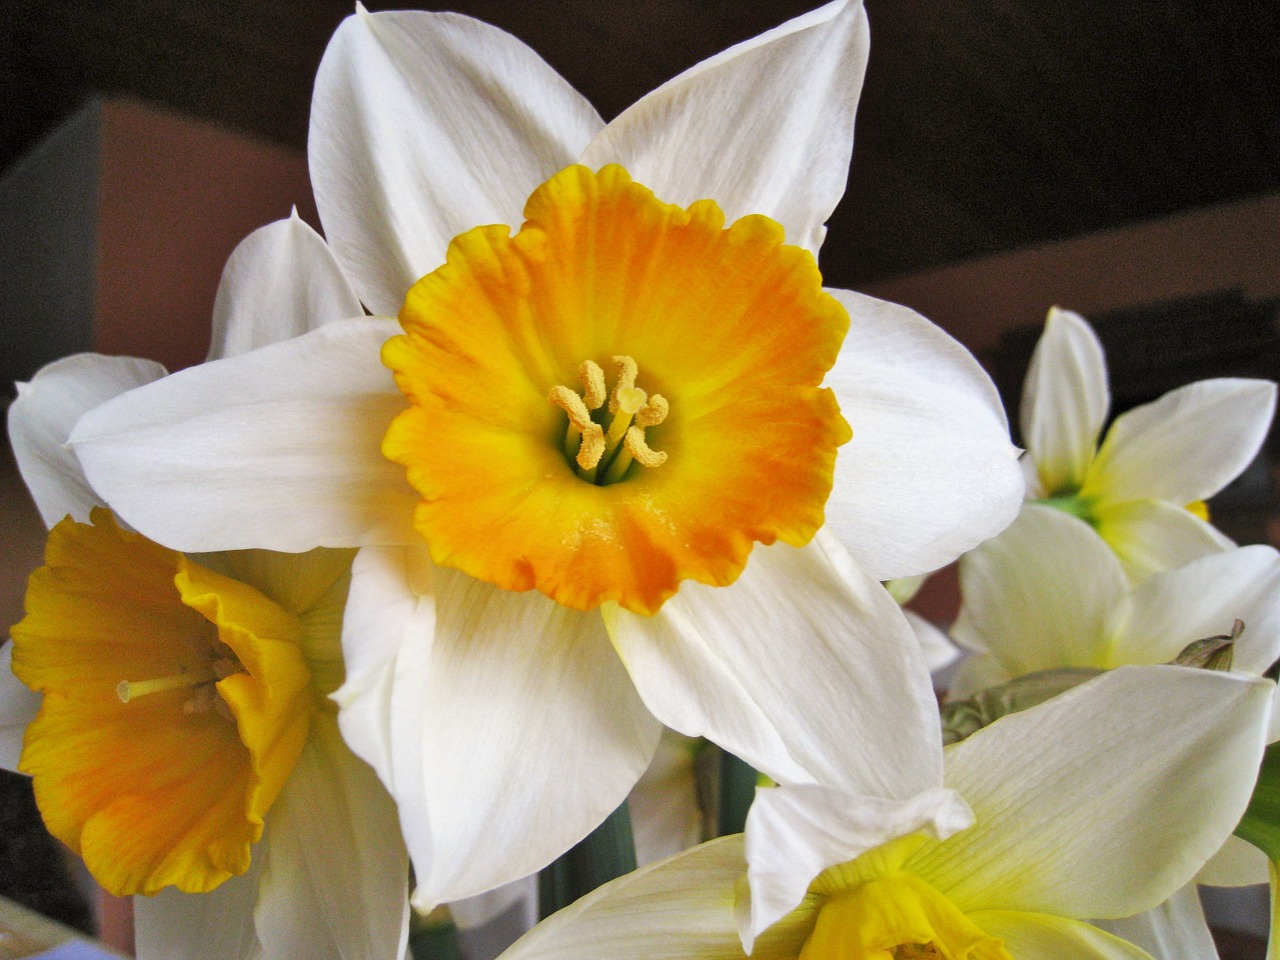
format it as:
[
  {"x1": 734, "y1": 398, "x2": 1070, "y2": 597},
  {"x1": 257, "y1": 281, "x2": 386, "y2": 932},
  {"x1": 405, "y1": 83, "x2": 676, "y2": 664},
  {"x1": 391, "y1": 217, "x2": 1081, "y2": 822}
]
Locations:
[
  {"x1": 863, "y1": 191, "x2": 1280, "y2": 365},
  {"x1": 94, "y1": 97, "x2": 318, "y2": 372}
]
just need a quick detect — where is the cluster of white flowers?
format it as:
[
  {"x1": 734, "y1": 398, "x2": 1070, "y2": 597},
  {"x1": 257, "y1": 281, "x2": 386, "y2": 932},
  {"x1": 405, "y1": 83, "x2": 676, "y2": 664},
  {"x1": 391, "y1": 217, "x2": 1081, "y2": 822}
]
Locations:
[{"x1": 2, "y1": 3, "x2": 1277, "y2": 960}]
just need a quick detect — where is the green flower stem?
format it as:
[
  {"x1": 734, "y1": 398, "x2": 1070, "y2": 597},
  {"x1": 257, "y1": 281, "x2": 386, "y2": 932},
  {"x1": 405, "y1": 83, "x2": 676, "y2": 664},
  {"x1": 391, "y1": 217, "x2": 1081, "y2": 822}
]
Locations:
[
  {"x1": 408, "y1": 911, "x2": 462, "y2": 960},
  {"x1": 538, "y1": 801, "x2": 637, "y2": 918},
  {"x1": 718, "y1": 750, "x2": 759, "y2": 837}
]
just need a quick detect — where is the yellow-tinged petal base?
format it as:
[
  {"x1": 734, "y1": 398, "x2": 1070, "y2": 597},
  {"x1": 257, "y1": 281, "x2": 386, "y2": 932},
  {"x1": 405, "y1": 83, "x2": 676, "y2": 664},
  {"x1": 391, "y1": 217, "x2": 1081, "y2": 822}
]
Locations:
[
  {"x1": 10, "y1": 508, "x2": 316, "y2": 896},
  {"x1": 801, "y1": 873, "x2": 1010, "y2": 960},
  {"x1": 383, "y1": 164, "x2": 851, "y2": 614}
]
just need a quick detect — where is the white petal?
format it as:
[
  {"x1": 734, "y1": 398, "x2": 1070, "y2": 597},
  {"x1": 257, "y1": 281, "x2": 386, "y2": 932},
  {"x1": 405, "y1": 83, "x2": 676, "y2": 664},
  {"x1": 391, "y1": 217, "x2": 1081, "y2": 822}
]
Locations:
[
  {"x1": 580, "y1": 0, "x2": 867, "y2": 254},
  {"x1": 1198, "y1": 834, "x2": 1269, "y2": 887},
  {"x1": 336, "y1": 548, "x2": 660, "y2": 910},
  {"x1": 824, "y1": 291, "x2": 1023, "y2": 580},
  {"x1": 71, "y1": 318, "x2": 418, "y2": 553},
  {"x1": 133, "y1": 859, "x2": 263, "y2": 960},
  {"x1": 255, "y1": 721, "x2": 409, "y2": 960},
  {"x1": 1019, "y1": 308, "x2": 1109, "y2": 496},
  {"x1": 972, "y1": 911, "x2": 1162, "y2": 960},
  {"x1": 628, "y1": 729, "x2": 705, "y2": 867},
  {"x1": 605, "y1": 532, "x2": 941, "y2": 796},
  {"x1": 1113, "y1": 544, "x2": 1280, "y2": 674},
  {"x1": 743, "y1": 782, "x2": 972, "y2": 946},
  {"x1": 499, "y1": 836, "x2": 811, "y2": 960},
  {"x1": 9, "y1": 353, "x2": 166, "y2": 526},
  {"x1": 0, "y1": 642, "x2": 39, "y2": 772},
  {"x1": 1095, "y1": 499, "x2": 1235, "y2": 582},
  {"x1": 951, "y1": 504, "x2": 1127, "y2": 676},
  {"x1": 904, "y1": 610, "x2": 961, "y2": 674},
  {"x1": 208, "y1": 212, "x2": 364, "y2": 360},
  {"x1": 310, "y1": 8, "x2": 603, "y2": 315},
  {"x1": 334, "y1": 546, "x2": 434, "y2": 881},
  {"x1": 944, "y1": 654, "x2": 1013, "y2": 701},
  {"x1": 1093, "y1": 884, "x2": 1218, "y2": 960},
  {"x1": 907, "y1": 666, "x2": 1273, "y2": 919},
  {"x1": 1089, "y1": 378, "x2": 1276, "y2": 505}
]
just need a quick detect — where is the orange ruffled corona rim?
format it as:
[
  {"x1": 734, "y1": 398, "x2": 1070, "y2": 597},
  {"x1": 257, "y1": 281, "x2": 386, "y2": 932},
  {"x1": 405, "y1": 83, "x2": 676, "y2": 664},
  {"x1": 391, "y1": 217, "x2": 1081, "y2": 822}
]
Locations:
[
  {"x1": 10, "y1": 508, "x2": 315, "y2": 896},
  {"x1": 383, "y1": 164, "x2": 852, "y2": 615}
]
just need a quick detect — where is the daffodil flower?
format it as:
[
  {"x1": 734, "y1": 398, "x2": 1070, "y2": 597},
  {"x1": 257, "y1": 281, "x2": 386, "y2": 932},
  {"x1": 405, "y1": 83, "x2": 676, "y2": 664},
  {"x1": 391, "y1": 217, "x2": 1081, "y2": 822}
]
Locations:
[
  {"x1": 950, "y1": 502, "x2": 1280, "y2": 954},
  {"x1": 2, "y1": 216, "x2": 409, "y2": 960},
  {"x1": 496, "y1": 667, "x2": 1273, "y2": 960},
  {"x1": 1021, "y1": 307, "x2": 1275, "y2": 581},
  {"x1": 69, "y1": 0, "x2": 1023, "y2": 909}
]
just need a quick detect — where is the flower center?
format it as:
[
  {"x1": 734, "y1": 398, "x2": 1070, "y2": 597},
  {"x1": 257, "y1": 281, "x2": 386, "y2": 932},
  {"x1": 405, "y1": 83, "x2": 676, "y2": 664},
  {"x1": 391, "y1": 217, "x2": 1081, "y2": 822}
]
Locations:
[
  {"x1": 799, "y1": 873, "x2": 1010, "y2": 960},
  {"x1": 382, "y1": 163, "x2": 851, "y2": 613},
  {"x1": 116, "y1": 632, "x2": 247, "y2": 720},
  {"x1": 548, "y1": 355, "x2": 668, "y2": 484}
]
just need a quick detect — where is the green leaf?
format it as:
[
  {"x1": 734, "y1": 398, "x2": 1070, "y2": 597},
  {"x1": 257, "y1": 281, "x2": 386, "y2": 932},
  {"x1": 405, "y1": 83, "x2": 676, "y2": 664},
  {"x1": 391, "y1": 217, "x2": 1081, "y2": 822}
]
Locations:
[
  {"x1": 538, "y1": 802, "x2": 637, "y2": 918},
  {"x1": 1235, "y1": 740, "x2": 1280, "y2": 860}
]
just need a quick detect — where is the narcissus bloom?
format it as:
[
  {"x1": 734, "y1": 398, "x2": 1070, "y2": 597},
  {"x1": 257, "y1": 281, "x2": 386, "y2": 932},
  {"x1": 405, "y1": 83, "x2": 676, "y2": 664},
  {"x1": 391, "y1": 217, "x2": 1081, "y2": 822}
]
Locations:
[
  {"x1": 1020, "y1": 307, "x2": 1275, "y2": 581},
  {"x1": 2, "y1": 217, "x2": 409, "y2": 960},
  {"x1": 70, "y1": 0, "x2": 1022, "y2": 909},
  {"x1": 497, "y1": 668, "x2": 1273, "y2": 960}
]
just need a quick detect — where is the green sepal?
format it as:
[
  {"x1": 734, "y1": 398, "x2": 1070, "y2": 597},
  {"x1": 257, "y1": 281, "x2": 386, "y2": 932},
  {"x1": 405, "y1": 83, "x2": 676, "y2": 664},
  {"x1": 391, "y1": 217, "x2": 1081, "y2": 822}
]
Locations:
[
  {"x1": 1235, "y1": 740, "x2": 1280, "y2": 861},
  {"x1": 538, "y1": 801, "x2": 637, "y2": 919}
]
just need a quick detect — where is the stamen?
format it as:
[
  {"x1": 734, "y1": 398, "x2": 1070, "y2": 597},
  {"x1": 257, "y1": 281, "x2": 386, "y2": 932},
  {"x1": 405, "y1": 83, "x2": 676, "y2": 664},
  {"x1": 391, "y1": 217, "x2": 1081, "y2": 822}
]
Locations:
[
  {"x1": 549, "y1": 385, "x2": 596, "y2": 459},
  {"x1": 625, "y1": 427, "x2": 667, "y2": 468},
  {"x1": 609, "y1": 356, "x2": 639, "y2": 413},
  {"x1": 576, "y1": 422, "x2": 606, "y2": 473},
  {"x1": 117, "y1": 665, "x2": 218, "y2": 703},
  {"x1": 579, "y1": 361, "x2": 607, "y2": 410},
  {"x1": 635, "y1": 394, "x2": 668, "y2": 427}
]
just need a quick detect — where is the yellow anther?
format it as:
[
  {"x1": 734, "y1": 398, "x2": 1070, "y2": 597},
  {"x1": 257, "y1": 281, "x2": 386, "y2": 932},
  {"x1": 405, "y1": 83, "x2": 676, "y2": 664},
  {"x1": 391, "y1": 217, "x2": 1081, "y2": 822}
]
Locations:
[
  {"x1": 625, "y1": 427, "x2": 667, "y2": 468},
  {"x1": 579, "y1": 361, "x2": 607, "y2": 410},
  {"x1": 548, "y1": 385, "x2": 594, "y2": 430},
  {"x1": 577, "y1": 422, "x2": 605, "y2": 472},
  {"x1": 635, "y1": 394, "x2": 668, "y2": 427},
  {"x1": 609, "y1": 356, "x2": 639, "y2": 412}
]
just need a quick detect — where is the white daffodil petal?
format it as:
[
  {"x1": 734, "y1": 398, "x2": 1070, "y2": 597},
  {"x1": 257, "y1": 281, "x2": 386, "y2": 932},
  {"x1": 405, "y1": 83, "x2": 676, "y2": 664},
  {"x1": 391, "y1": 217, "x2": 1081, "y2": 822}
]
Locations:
[
  {"x1": 1093, "y1": 883, "x2": 1217, "y2": 960},
  {"x1": 580, "y1": 0, "x2": 866, "y2": 254},
  {"x1": 1114, "y1": 544, "x2": 1280, "y2": 674},
  {"x1": 972, "y1": 911, "x2": 1159, "y2": 960},
  {"x1": 1095, "y1": 499, "x2": 1235, "y2": 583},
  {"x1": 743, "y1": 782, "x2": 973, "y2": 945},
  {"x1": 952, "y1": 504, "x2": 1127, "y2": 676},
  {"x1": 944, "y1": 654, "x2": 1013, "y2": 701},
  {"x1": 1089, "y1": 378, "x2": 1276, "y2": 505},
  {"x1": 904, "y1": 610, "x2": 961, "y2": 673},
  {"x1": 207, "y1": 212, "x2": 364, "y2": 360},
  {"x1": 606, "y1": 533, "x2": 941, "y2": 797},
  {"x1": 255, "y1": 721, "x2": 409, "y2": 960},
  {"x1": 310, "y1": 8, "x2": 604, "y2": 315},
  {"x1": 10, "y1": 353, "x2": 166, "y2": 526},
  {"x1": 824, "y1": 290, "x2": 1022, "y2": 580},
  {"x1": 71, "y1": 318, "x2": 418, "y2": 553},
  {"x1": 628, "y1": 729, "x2": 705, "y2": 867},
  {"x1": 908, "y1": 666, "x2": 1272, "y2": 919},
  {"x1": 1020, "y1": 308, "x2": 1109, "y2": 495},
  {"x1": 1198, "y1": 834, "x2": 1269, "y2": 887},
  {"x1": 0, "y1": 643, "x2": 39, "y2": 772},
  {"x1": 133, "y1": 858, "x2": 263, "y2": 960},
  {"x1": 334, "y1": 545, "x2": 435, "y2": 886},
  {"x1": 499, "y1": 835, "x2": 810, "y2": 960},
  {"x1": 372, "y1": 566, "x2": 659, "y2": 911}
]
